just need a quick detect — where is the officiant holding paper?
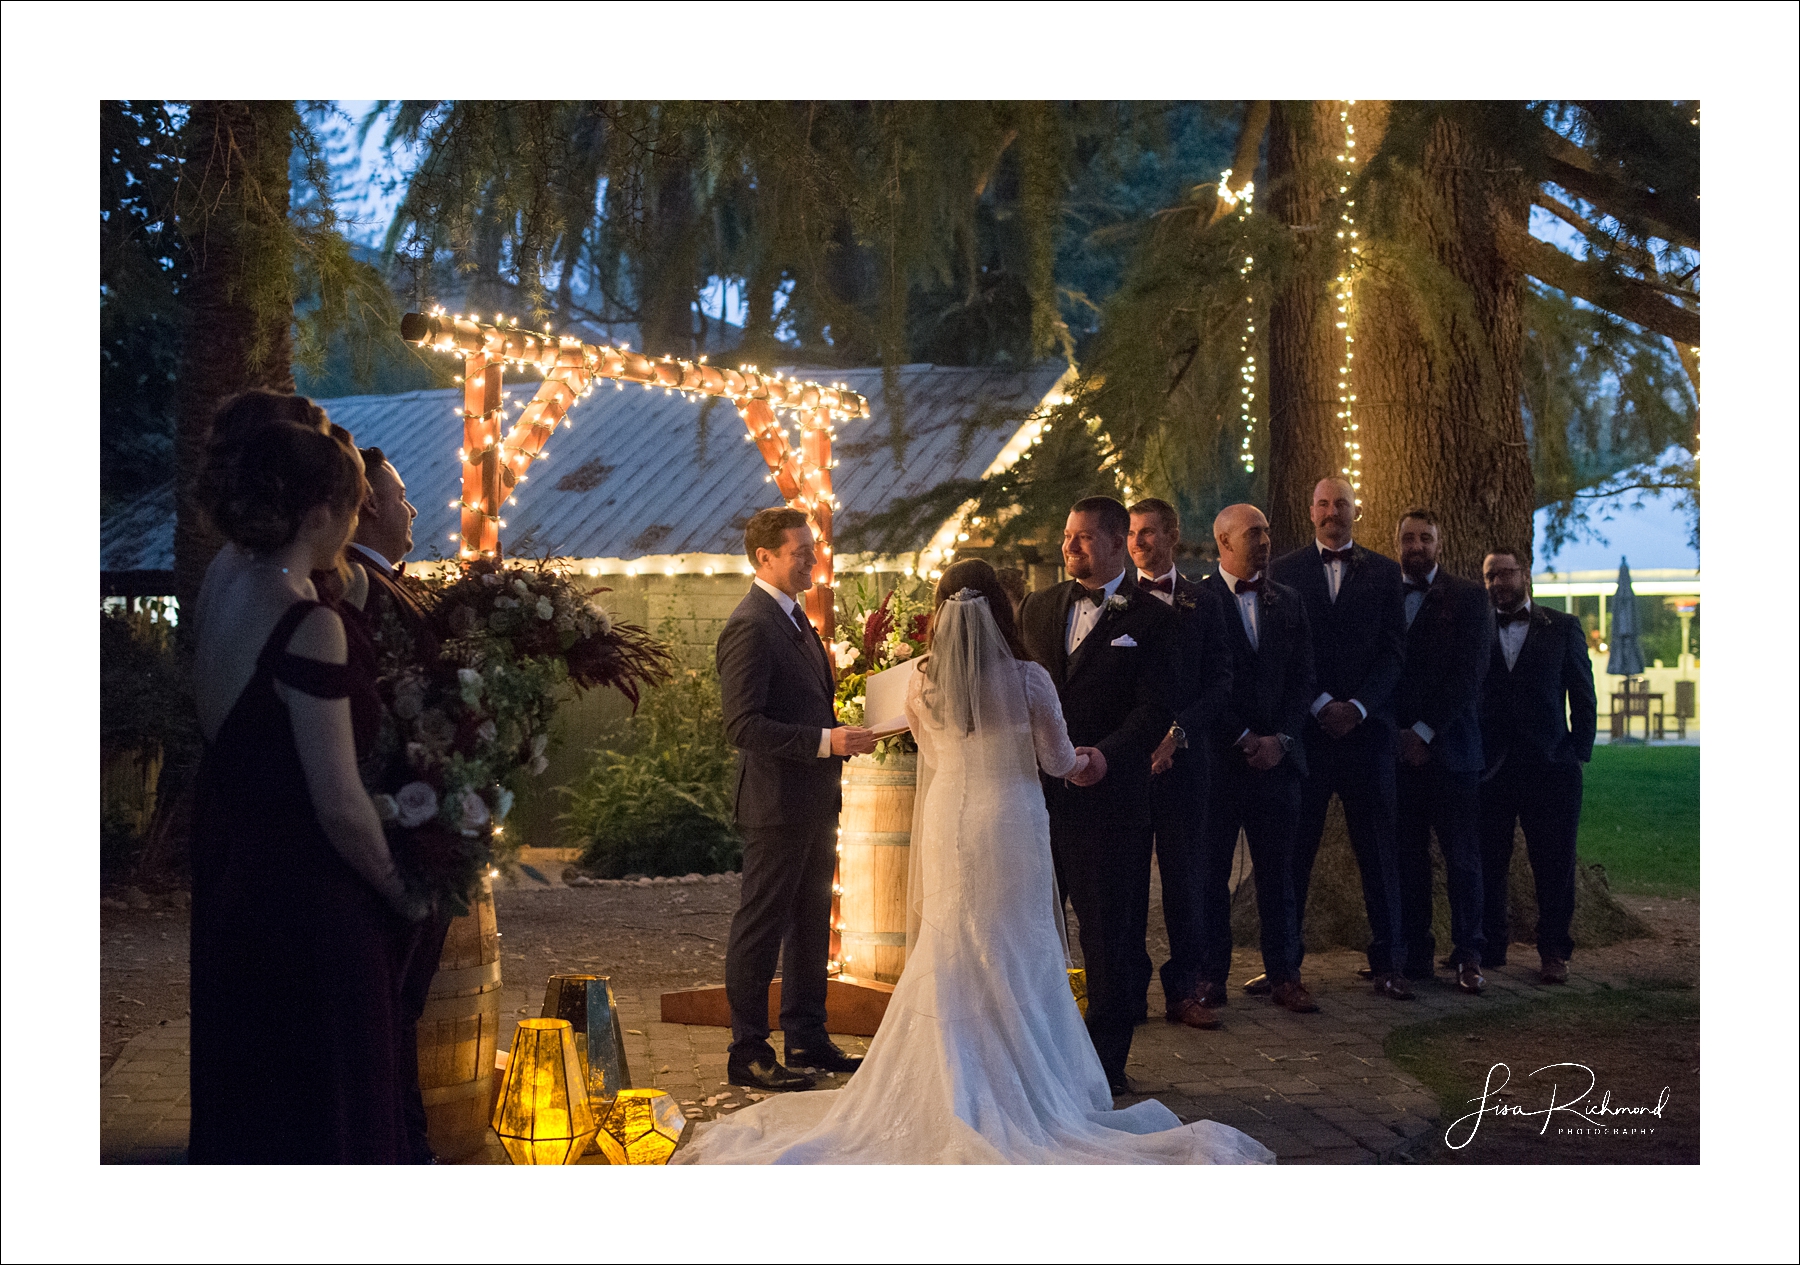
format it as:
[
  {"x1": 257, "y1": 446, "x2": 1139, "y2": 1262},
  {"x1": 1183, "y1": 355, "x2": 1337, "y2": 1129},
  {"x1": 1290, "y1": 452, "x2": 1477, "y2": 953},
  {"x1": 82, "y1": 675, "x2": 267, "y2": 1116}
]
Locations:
[{"x1": 717, "y1": 508, "x2": 876, "y2": 1091}]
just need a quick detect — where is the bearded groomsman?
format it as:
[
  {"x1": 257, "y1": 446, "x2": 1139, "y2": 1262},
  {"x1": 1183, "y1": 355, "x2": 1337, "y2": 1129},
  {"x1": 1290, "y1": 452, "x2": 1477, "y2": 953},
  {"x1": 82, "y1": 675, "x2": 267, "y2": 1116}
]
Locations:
[
  {"x1": 1195, "y1": 505, "x2": 1319, "y2": 1014},
  {"x1": 1268, "y1": 477, "x2": 1411, "y2": 1001},
  {"x1": 1393, "y1": 509, "x2": 1494, "y2": 994},
  {"x1": 1127, "y1": 499, "x2": 1233, "y2": 1029},
  {"x1": 1477, "y1": 546, "x2": 1596, "y2": 985}
]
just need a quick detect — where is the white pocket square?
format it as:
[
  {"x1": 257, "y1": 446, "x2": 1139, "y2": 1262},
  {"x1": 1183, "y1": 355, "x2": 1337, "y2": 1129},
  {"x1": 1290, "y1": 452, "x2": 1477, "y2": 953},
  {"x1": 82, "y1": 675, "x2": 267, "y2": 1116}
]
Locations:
[{"x1": 1109, "y1": 634, "x2": 1138, "y2": 647}]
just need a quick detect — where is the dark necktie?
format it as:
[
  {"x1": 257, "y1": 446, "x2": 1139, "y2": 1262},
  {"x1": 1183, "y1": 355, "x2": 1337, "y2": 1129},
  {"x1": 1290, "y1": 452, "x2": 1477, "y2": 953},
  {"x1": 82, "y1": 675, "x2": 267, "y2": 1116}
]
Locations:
[
  {"x1": 1081, "y1": 586, "x2": 1107, "y2": 606},
  {"x1": 1320, "y1": 546, "x2": 1353, "y2": 565},
  {"x1": 1233, "y1": 576, "x2": 1264, "y2": 595},
  {"x1": 1138, "y1": 574, "x2": 1173, "y2": 594},
  {"x1": 1496, "y1": 607, "x2": 1530, "y2": 627}
]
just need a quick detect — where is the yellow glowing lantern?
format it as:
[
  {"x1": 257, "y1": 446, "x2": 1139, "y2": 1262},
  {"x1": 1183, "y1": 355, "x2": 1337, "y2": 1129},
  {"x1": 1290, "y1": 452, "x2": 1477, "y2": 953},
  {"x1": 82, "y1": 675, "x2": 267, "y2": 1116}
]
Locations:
[
  {"x1": 1068, "y1": 967, "x2": 1089, "y2": 1018},
  {"x1": 593, "y1": 1088, "x2": 686, "y2": 1165},
  {"x1": 491, "y1": 1019, "x2": 597, "y2": 1165}
]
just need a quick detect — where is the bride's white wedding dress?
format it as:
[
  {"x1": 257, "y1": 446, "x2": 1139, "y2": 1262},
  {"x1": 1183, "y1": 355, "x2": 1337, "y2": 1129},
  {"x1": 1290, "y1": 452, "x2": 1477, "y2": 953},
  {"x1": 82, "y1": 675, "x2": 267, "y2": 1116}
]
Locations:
[{"x1": 674, "y1": 592, "x2": 1272, "y2": 1164}]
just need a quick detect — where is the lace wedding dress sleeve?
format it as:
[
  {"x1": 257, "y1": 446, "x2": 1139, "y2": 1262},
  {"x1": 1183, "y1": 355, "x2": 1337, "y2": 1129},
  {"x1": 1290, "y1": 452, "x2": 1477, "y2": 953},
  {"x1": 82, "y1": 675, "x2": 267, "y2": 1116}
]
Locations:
[{"x1": 1020, "y1": 660, "x2": 1080, "y2": 778}]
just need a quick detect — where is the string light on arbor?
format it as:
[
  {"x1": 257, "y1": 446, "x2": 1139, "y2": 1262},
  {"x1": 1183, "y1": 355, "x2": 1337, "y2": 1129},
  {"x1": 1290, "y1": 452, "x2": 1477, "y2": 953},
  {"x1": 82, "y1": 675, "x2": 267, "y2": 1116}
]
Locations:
[
  {"x1": 1333, "y1": 102, "x2": 1363, "y2": 491},
  {"x1": 1220, "y1": 168, "x2": 1260, "y2": 475}
]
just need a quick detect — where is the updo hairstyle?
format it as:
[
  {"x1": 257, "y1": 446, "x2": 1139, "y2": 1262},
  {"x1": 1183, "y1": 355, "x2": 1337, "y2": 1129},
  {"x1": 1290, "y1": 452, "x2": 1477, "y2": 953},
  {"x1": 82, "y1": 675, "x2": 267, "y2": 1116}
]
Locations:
[
  {"x1": 931, "y1": 558, "x2": 1029, "y2": 661},
  {"x1": 200, "y1": 421, "x2": 364, "y2": 553}
]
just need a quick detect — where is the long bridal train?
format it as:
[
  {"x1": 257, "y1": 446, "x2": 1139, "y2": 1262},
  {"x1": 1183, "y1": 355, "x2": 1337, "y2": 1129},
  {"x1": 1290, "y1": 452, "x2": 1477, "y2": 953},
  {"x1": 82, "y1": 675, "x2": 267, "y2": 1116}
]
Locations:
[{"x1": 675, "y1": 592, "x2": 1271, "y2": 1165}]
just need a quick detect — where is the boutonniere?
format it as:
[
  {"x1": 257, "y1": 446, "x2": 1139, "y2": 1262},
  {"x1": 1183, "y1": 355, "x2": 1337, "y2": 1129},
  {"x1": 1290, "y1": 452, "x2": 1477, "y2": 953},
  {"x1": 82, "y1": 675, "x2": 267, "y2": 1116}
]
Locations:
[
  {"x1": 1175, "y1": 592, "x2": 1197, "y2": 612},
  {"x1": 1105, "y1": 593, "x2": 1130, "y2": 613}
]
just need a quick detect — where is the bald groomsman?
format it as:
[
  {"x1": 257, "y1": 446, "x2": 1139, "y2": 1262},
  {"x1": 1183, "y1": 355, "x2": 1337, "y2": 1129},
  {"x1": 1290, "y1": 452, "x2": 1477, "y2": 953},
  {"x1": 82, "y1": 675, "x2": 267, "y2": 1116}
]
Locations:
[
  {"x1": 1477, "y1": 546, "x2": 1596, "y2": 985},
  {"x1": 1393, "y1": 509, "x2": 1493, "y2": 994},
  {"x1": 1127, "y1": 498, "x2": 1233, "y2": 1028},
  {"x1": 1269, "y1": 477, "x2": 1411, "y2": 1001}
]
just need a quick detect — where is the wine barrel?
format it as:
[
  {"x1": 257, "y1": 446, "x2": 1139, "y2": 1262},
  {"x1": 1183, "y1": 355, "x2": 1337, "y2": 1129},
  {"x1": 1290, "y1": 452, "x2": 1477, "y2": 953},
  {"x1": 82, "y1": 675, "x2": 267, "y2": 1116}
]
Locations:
[
  {"x1": 416, "y1": 878, "x2": 502, "y2": 1161},
  {"x1": 837, "y1": 752, "x2": 916, "y2": 984}
]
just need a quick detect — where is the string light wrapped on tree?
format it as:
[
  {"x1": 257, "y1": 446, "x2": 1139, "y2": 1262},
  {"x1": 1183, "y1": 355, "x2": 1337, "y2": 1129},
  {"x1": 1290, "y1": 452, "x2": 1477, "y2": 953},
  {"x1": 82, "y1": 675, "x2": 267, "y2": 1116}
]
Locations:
[{"x1": 1333, "y1": 102, "x2": 1363, "y2": 491}]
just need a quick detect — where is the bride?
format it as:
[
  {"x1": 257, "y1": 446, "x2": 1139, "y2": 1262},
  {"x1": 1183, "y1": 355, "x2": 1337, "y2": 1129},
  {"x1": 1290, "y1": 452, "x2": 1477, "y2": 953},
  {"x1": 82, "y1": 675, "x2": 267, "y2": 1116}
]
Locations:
[{"x1": 675, "y1": 560, "x2": 1272, "y2": 1164}]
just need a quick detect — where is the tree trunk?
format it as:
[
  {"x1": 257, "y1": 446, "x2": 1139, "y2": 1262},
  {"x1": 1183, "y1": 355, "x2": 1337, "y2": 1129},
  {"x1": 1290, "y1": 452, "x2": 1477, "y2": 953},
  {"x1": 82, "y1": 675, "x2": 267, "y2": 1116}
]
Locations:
[
  {"x1": 1264, "y1": 101, "x2": 1346, "y2": 554},
  {"x1": 173, "y1": 101, "x2": 296, "y2": 613},
  {"x1": 1356, "y1": 112, "x2": 1535, "y2": 579}
]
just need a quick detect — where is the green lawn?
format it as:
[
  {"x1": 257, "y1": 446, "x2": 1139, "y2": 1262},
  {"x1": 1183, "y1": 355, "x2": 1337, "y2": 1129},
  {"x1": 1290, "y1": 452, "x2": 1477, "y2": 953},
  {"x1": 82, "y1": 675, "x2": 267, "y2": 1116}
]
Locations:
[{"x1": 1577, "y1": 745, "x2": 1699, "y2": 896}]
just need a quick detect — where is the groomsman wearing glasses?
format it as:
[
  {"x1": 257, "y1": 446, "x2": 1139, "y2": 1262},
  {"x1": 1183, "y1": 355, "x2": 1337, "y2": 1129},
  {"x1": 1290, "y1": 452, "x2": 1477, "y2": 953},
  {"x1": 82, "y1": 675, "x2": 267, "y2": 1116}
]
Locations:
[
  {"x1": 1477, "y1": 547, "x2": 1596, "y2": 985},
  {"x1": 1127, "y1": 499, "x2": 1233, "y2": 1028},
  {"x1": 1268, "y1": 477, "x2": 1411, "y2": 1001},
  {"x1": 1195, "y1": 505, "x2": 1319, "y2": 1014},
  {"x1": 1393, "y1": 510, "x2": 1494, "y2": 994}
]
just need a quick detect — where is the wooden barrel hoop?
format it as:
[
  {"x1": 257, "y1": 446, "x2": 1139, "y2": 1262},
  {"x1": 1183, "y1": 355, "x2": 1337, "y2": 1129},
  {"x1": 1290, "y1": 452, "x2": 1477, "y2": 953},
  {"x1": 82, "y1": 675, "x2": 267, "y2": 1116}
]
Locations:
[
  {"x1": 415, "y1": 878, "x2": 502, "y2": 1161},
  {"x1": 837, "y1": 754, "x2": 916, "y2": 985}
]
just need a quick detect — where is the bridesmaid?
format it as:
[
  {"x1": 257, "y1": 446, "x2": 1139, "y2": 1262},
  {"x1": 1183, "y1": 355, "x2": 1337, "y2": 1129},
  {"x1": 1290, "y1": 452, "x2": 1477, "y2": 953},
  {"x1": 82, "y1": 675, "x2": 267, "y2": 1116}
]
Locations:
[{"x1": 188, "y1": 418, "x2": 423, "y2": 1163}]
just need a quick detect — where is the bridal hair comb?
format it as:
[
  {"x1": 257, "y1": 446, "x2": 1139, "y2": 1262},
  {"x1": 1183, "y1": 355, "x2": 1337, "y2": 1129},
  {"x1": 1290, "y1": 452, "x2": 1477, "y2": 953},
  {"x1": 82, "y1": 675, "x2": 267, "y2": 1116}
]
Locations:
[{"x1": 950, "y1": 587, "x2": 987, "y2": 603}]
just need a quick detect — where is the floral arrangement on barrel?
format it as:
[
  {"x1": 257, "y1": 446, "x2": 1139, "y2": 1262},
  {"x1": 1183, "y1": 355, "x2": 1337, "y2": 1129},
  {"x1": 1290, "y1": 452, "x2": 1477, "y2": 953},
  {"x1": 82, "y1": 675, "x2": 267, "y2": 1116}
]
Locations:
[
  {"x1": 362, "y1": 558, "x2": 673, "y2": 913},
  {"x1": 831, "y1": 575, "x2": 933, "y2": 762}
]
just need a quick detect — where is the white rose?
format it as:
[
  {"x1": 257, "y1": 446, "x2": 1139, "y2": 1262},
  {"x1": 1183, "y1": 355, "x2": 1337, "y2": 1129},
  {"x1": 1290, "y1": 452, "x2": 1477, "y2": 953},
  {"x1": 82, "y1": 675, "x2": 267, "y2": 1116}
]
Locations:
[
  {"x1": 373, "y1": 794, "x2": 399, "y2": 823},
  {"x1": 536, "y1": 596, "x2": 554, "y2": 620},
  {"x1": 513, "y1": 578, "x2": 531, "y2": 595},
  {"x1": 457, "y1": 788, "x2": 491, "y2": 833},
  {"x1": 893, "y1": 641, "x2": 914, "y2": 660},
  {"x1": 481, "y1": 572, "x2": 502, "y2": 587},
  {"x1": 395, "y1": 782, "x2": 439, "y2": 829},
  {"x1": 531, "y1": 754, "x2": 550, "y2": 776},
  {"x1": 458, "y1": 668, "x2": 484, "y2": 704},
  {"x1": 831, "y1": 640, "x2": 858, "y2": 670},
  {"x1": 530, "y1": 733, "x2": 549, "y2": 758}
]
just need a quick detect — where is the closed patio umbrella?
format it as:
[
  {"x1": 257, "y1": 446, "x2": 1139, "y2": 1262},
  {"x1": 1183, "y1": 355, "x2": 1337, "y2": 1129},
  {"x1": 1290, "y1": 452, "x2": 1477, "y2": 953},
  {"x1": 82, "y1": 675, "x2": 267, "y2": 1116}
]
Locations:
[{"x1": 1606, "y1": 557, "x2": 1646, "y2": 677}]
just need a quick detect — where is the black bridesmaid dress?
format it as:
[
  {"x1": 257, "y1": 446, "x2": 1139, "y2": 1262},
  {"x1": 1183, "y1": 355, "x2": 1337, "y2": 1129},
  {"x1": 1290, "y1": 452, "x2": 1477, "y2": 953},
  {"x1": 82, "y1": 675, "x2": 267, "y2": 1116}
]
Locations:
[{"x1": 188, "y1": 599, "x2": 406, "y2": 1163}]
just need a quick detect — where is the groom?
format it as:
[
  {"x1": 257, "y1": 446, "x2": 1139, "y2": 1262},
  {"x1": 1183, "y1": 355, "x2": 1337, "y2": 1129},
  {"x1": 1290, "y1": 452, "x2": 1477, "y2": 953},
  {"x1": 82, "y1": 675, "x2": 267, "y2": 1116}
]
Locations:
[
  {"x1": 717, "y1": 507, "x2": 876, "y2": 1091},
  {"x1": 1018, "y1": 496, "x2": 1178, "y2": 1094}
]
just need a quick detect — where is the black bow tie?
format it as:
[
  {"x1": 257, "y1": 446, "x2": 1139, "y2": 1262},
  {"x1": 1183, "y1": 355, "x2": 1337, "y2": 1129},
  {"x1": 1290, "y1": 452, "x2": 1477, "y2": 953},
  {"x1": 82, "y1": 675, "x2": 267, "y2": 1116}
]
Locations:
[
  {"x1": 1138, "y1": 574, "x2": 1173, "y2": 594},
  {"x1": 1081, "y1": 586, "x2": 1108, "y2": 606},
  {"x1": 1496, "y1": 607, "x2": 1531, "y2": 626},
  {"x1": 1232, "y1": 576, "x2": 1264, "y2": 595},
  {"x1": 1319, "y1": 546, "x2": 1354, "y2": 565},
  {"x1": 1404, "y1": 578, "x2": 1431, "y2": 594}
]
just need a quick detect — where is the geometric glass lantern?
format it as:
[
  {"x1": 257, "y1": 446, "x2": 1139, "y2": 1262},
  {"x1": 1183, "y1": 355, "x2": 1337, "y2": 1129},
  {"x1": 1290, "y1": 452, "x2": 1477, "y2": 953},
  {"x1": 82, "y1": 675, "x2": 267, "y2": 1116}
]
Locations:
[
  {"x1": 541, "y1": 974, "x2": 632, "y2": 1105},
  {"x1": 1067, "y1": 967, "x2": 1089, "y2": 1019},
  {"x1": 593, "y1": 1088, "x2": 686, "y2": 1165},
  {"x1": 490, "y1": 1019, "x2": 597, "y2": 1165}
]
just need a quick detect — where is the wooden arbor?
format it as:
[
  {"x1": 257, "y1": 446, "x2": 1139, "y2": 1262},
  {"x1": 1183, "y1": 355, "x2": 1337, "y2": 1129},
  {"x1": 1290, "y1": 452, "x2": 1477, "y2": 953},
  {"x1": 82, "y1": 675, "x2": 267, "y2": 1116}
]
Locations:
[{"x1": 397, "y1": 310, "x2": 869, "y2": 640}]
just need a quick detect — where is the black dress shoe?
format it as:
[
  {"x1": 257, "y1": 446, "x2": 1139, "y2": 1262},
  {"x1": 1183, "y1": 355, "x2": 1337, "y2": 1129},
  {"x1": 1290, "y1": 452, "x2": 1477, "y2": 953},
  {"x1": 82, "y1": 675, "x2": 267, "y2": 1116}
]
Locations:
[
  {"x1": 1108, "y1": 1074, "x2": 1130, "y2": 1097},
  {"x1": 1241, "y1": 973, "x2": 1273, "y2": 996},
  {"x1": 727, "y1": 1054, "x2": 815, "y2": 1091},
  {"x1": 783, "y1": 1040, "x2": 863, "y2": 1075},
  {"x1": 1372, "y1": 973, "x2": 1415, "y2": 1001}
]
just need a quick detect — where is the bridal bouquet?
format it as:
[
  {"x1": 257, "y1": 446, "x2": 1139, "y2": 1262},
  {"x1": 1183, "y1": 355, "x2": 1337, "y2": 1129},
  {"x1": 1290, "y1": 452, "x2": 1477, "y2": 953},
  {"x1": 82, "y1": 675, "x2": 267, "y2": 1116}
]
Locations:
[
  {"x1": 363, "y1": 558, "x2": 673, "y2": 913},
  {"x1": 832, "y1": 577, "x2": 932, "y2": 760}
]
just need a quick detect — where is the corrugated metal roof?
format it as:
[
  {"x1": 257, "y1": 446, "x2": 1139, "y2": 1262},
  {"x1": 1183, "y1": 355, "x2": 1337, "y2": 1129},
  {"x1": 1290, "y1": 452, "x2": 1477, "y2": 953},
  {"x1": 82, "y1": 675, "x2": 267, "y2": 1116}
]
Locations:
[{"x1": 100, "y1": 362, "x2": 1066, "y2": 573}]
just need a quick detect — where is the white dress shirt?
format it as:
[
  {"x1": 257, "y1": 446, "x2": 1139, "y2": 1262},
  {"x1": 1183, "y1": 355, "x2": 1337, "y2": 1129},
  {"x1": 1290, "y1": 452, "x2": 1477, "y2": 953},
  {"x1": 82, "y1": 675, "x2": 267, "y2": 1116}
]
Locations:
[
  {"x1": 1402, "y1": 565, "x2": 1440, "y2": 744},
  {"x1": 1137, "y1": 567, "x2": 1178, "y2": 607},
  {"x1": 348, "y1": 542, "x2": 395, "y2": 574},
  {"x1": 1216, "y1": 565, "x2": 1262, "y2": 651},
  {"x1": 755, "y1": 577, "x2": 834, "y2": 758},
  {"x1": 1065, "y1": 570, "x2": 1126, "y2": 655},
  {"x1": 1496, "y1": 599, "x2": 1531, "y2": 671},
  {"x1": 1308, "y1": 540, "x2": 1368, "y2": 724}
]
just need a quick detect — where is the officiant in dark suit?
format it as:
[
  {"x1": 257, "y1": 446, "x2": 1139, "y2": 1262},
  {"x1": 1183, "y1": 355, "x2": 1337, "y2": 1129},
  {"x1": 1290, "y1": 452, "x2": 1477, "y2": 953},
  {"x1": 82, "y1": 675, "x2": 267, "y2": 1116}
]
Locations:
[
  {"x1": 1126, "y1": 499, "x2": 1232, "y2": 1029},
  {"x1": 339, "y1": 446, "x2": 449, "y2": 1163},
  {"x1": 717, "y1": 508, "x2": 875, "y2": 1091},
  {"x1": 1477, "y1": 547, "x2": 1596, "y2": 985},
  {"x1": 1394, "y1": 510, "x2": 1494, "y2": 994},
  {"x1": 1017, "y1": 496, "x2": 1178, "y2": 1093},
  {"x1": 1194, "y1": 504, "x2": 1320, "y2": 1014},
  {"x1": 1269, "y1": 477, "x2": 1411, "y2": 1002}
]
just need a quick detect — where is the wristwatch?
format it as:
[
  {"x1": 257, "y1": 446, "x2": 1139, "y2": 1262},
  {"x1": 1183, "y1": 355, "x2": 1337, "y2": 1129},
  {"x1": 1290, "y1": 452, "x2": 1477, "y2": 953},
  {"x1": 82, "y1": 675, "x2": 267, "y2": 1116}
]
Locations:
[
  {"x1": 1169, "y1": 723, "x2": 1188, "y2": 750},
  {"x1": 1275, "y1": 733, "x2": 1296, "y2": 756}
]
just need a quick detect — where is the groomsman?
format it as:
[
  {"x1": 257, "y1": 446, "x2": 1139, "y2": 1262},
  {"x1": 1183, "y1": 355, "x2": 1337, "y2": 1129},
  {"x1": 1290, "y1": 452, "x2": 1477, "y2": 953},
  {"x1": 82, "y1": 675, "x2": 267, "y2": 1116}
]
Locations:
[
  {"x1": 1268, "y1": 477, "x2": 1411, "y2": 1001},
  {"x1": 1477, "y1": 547, "x2": 1596, "y2": 984},
  {"x1": 1393, "y1": 509, "x2": 1494, "y2": 994},
  {"x1": 1195, "y1": 505, "x2": 1319, "y2": 1014},
  {"x1": 1127, "y1": 499, "x2": 1233, "y2": 1028},
  {"x1": 347, "y1": 447, "x2": 441, "y2": 1163}
]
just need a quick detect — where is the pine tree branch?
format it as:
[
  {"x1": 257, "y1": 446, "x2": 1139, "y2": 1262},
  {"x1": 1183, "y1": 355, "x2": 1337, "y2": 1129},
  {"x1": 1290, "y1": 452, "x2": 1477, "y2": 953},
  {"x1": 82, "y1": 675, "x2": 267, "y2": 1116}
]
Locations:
[
  {"x1": 1535, "y1": 121, "x2": 1698, "y2": 251},
  {"x1": 1205, "y1": 101, "x2": 1270, "y2": 230},
  {"x1": 1502, "y1": 223, "x2": 1699, "y2": 345},
  {"x1": 1531, "y1": 193, "x2": 1700, "y2": 304}
]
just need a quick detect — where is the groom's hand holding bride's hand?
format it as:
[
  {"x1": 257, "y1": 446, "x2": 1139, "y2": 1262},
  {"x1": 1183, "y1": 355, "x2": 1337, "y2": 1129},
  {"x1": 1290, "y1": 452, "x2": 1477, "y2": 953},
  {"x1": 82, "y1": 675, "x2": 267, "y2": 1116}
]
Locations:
[
  {"x1": 832, "y1": 725, "x2": 878, "y2": 757},
  {"x1": 1067, "y1": 746, "x2": 1106, "y2": 787}
]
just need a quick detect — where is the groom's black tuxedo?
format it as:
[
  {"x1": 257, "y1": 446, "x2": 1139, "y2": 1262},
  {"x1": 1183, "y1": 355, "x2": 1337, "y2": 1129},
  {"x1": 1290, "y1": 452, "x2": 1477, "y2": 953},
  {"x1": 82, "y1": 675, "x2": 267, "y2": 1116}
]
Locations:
[
  {"x1": 1018, "y1": 573, "x2": 1177, "y2": 1086},
  {"x1": 716, "y1": 583, "x2": 845, "y2": 1059}
]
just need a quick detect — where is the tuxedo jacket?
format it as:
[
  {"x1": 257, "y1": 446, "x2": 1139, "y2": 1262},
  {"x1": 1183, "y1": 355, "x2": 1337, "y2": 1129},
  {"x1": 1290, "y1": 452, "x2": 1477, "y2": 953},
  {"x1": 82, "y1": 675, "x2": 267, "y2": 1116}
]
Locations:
[
  {"x1": 1017, "y1": 574, "x2": 1177, "y2": 800},
  {"x1": 1195, "y1": 572, "x2": 1316, "y2": 778},
  {"x1": 1396, "y1": 571, "x2": 1493, "y2": 774},
  {"x1": 360, "y1": 560, "x2": 439, "y2": 661},
  {"x1": 1269, "y1": 542, "x2": 1405, "y2": 732},
  {"x1": 1481, "y1": 603, "x2": 1597, "y2": 770},
  {"x1": 716, "y1": 585, "x2": 843, "y2": 831},
  {"x1": 1163, "y1": 574, "x2": 1234, "y2": 760}
]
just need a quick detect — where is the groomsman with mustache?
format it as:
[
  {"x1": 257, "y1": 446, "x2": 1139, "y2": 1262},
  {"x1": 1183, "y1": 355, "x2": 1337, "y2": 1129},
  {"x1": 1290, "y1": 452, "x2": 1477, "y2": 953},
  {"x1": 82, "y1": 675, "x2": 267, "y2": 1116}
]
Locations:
[
  {"x1": 1393, "y1": 509, "x2": 1494, "y2": 995},
  {"x1": 1268, "y1": 477, "x2": 1411, "y2": 1001},
  {"x1": 1476, "y1": 546, "x2": 1596, "y2": 985}
]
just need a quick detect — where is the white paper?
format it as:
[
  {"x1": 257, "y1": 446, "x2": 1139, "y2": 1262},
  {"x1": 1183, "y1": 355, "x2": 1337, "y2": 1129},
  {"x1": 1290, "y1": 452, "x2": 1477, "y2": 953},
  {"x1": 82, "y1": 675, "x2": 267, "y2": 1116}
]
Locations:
[{"x1": 861, "y1": 658, "x2": 918, "y2": 736}]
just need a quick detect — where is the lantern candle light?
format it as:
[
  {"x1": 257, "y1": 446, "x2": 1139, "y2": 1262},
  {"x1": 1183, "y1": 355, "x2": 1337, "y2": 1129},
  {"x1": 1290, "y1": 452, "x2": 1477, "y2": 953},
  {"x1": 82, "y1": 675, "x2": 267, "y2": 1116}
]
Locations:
[
  {"x1": 594, "y1": 1088, "x2": 687, "y2": 1165},
  {"x1": 491, "y1": 1019, "x2": 597, "y2": 1165}
]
